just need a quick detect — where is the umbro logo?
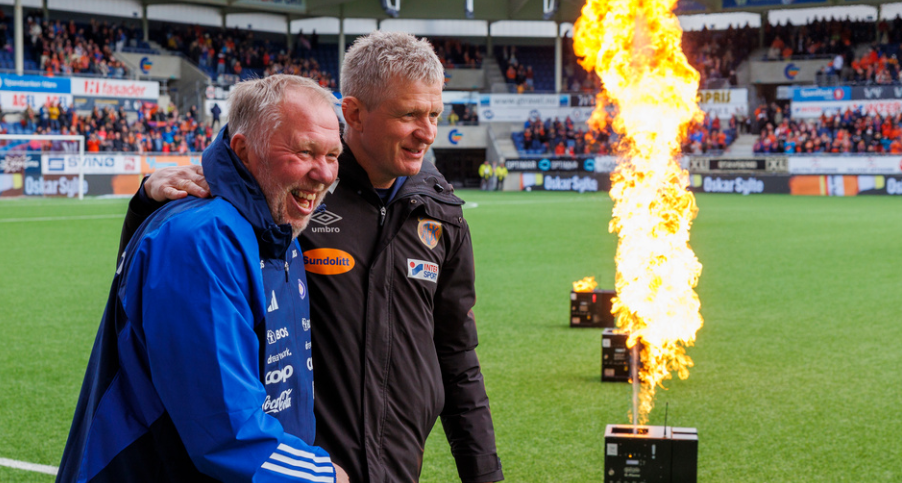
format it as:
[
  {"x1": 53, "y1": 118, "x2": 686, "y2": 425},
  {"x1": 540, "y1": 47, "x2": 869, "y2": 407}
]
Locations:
[
  {"x1": 311, "y1": 210, "x2": 342, "y2": 226},
  {"x1": 311, "y1": 210, "x2": 341, "y2": 233}
]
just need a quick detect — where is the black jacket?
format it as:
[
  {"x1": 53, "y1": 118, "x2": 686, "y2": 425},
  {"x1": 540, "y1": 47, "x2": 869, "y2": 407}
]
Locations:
[{"x1": 121, "y1": 148, "x2": 502, "y2": 483}]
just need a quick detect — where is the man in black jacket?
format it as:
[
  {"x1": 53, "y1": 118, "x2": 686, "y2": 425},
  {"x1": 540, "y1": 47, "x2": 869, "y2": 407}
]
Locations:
[{"x1": 123, "y1": 31, "x2": 502, "y2": 483}]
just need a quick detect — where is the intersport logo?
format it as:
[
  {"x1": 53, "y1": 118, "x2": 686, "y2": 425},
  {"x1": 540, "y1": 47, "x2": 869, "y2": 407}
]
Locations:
[{"x1": 265, "y1": 365, "x2": 294, "y2": 385}]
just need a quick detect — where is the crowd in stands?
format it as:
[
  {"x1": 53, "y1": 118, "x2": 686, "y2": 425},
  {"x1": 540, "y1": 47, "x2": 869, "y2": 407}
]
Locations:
[
  {"x1": 159, "y1": 25, "x2": 337, "y2": 88},
  {"x1": 512, "y1": 112, "x2": 736, "y2": 156},
  {"x1": 25, "y1": 17, "x2": 132, "y2": 77},
  {"x1": 753, "y1": 105, "x2": 902, "y2": 154},
  {"x1": 498, "y1": 45, "x2": 538, "y2": 93},
  {"x1": 683, "y1": 25, "x2": 758, "y2": 88},
  {"x1": 764, "y1": 17, "x2": 875, "y2": 61},
  {"x1": 1, "y1": 100, "x2": 214, "y2": 153},
  {"x1": 433, "y1": 38, "x2": 483, "y2": 68},
  {"x1": 560, "y1": 25, "x2": 758, "y2": 92}
]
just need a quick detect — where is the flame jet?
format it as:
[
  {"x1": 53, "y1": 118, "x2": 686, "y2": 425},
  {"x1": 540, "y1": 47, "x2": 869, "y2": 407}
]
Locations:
[{"x1": 574, "y1": 0, "x2": 704, "y2": 424}]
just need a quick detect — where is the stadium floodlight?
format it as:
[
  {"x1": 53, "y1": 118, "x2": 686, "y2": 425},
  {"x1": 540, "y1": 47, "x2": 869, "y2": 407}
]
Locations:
[
  {"x1": 465, "y1": 0, "x2": 474, "y2": 19},
  {"x1": 0, "y1": 134, "x2": 86, "y2": 200}
]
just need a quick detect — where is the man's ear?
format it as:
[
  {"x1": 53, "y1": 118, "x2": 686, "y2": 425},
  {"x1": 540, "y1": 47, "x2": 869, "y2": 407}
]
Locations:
[
  {"x1": 342, "y1": 96, "x2": 365, "y2": 133},
  {"x1": 230, "y1": 133, "x2": 250, "y2": 166}
]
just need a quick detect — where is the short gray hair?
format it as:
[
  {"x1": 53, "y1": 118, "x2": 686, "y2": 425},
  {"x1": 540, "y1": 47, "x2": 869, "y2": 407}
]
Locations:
[
  {"x1": 341, "y1": 31, "x2": 444, "y2": 109},
  {"x1": 228, "y1": 75, "x2": 338, "y2": 158}
]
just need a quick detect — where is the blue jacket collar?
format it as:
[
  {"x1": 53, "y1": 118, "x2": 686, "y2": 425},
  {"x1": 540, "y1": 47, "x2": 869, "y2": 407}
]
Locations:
[{"x1": 203, "y1": 125, "x2": 294, "y2": 259}]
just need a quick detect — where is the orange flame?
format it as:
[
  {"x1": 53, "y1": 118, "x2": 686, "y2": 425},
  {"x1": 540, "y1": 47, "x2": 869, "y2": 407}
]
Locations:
[
  {"x1": 573, "y1": 0, "x2": 704, "y2": 424},
  {"x1": 573, "y1": 276, "x2": 599, "y2": 293}
]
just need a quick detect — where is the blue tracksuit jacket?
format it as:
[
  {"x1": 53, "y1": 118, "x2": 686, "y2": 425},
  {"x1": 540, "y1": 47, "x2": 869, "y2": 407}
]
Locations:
[{"x1": 57, "y1": 127, "x2": 334, "y2": 483}]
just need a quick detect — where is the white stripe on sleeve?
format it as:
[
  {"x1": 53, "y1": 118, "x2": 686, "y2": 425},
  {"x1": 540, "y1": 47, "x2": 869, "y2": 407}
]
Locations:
[
  {"x1": 276, "y1": 443, "x2": 332, "y2": 464},
  {"x1": 270, "y1": 453, "x2": 334, "y2": 474},
  {"x1": 261, "y1": 462, "x2": 335, "y2": 483}
]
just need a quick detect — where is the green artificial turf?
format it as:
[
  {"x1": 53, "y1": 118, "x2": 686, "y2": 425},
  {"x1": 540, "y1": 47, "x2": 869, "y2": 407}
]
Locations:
[{"x1": 1, "y1": 192, "x2": 901, "y2": 482}]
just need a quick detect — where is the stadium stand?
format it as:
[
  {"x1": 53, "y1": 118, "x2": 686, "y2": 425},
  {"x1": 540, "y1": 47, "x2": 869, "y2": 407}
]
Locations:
[
  {"x1": 512, "y1": 111, "x2": 736, "y2": 156},
  {"x1": 753, "y1": 108, "x2": 902, "y2": 154}
]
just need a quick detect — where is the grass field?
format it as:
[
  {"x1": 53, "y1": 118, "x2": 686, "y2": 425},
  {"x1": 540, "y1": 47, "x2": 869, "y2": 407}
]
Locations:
[{"x1": 1, "y1": 191, "x2": 901, "y2": 482}]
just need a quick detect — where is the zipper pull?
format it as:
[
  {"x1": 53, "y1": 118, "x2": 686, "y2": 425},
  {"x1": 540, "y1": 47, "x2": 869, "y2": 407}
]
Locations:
[
  {"x1": 284, "y1": 260, "x2": 289, "y2": 282},
  {"x1": 379, "y1": 206, "x2": 386, "y2": 226}
]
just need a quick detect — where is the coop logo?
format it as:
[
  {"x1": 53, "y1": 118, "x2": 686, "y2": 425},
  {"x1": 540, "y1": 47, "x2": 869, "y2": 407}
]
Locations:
[
  {"x1": 265, "y1": 365, "x2": 294, "y2": 385},
  {"x1": 266, "y1": 327, "x2": 290, "y2": 345},
  {"x1": 262, "y1": 389, "x2": 292, "y2": 414},
  {"x1": 139, "y1": 57, "x2": 153, "y2": 74},
  {"x1": 303, "y1": 248, "x2": 354, "y2": 275},
  {"x1": 310, "y1": 209, "x2": 341, "y2": 233},
  {"x1": 407, "y1": 259, "x2": 439, "y2": 283},
  {"x1": 887, "y1": 178, "x2": 902, "y2": 195},
  {"x1": 784, "y1": 63, "x2": 800, "y2": 80},
  {"x1": 448, "y1": 129, "x2": 463, "y2": 145}
]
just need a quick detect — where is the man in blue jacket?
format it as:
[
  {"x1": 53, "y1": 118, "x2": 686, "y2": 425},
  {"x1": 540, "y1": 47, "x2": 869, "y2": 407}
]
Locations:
[{"x1": 57, "y1": 75, "x2": 349, "y2": 483}]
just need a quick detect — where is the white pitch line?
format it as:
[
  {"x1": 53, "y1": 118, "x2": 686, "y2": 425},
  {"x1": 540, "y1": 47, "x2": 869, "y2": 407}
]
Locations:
[
  {"x1": 0, "y1": 457, "x2": 58, "y2": 475},
  {"x1": 0, "y1": 213, "x2": 122, "y2": 223}
]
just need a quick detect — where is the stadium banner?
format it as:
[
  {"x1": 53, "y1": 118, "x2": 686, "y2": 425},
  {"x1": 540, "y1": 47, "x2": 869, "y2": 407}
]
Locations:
[
  {"x1": 142, "y1": 155, "x2": 201, "y2": 174},
  {"x1": 1, "y1": 154, "x2": 41, "y2": 196},
  {"x1": 860, "y1": 175, "x2": 902, "y2": 195},
  {"x1": 688, "y1": 174, "x2": 790, "y2": 195},
  {"x1": 505, "y1": 157, "x2": 597, "y2": 172},
  {"x1": 0, "y1": 74, "x2": 70, "y2": 93},
  {"x1": 850, "y1": 86, "x2": 902, "y2": 100},
  {"x1": 70, "y1": 77, "x2": 160, "y2": 100},
  {"x1": 434, "y1": 126, "x2": 486, "y2": 148},
  {"x1": 787, "y1": 156, "x2": 902, "y2": 174},
  {"x1": 792, "y1": 86, "x2": 852, "y2": 102},
  {"x1": 30, "y1": 174, "x2": 89, "y2": 197},
  {"x1": 41, "y1": 154, "x2": 142, "y2": 175},
  {"x1": 233, "y1": 0, "x2": 306, "y2": 13},
  {"x1": 72, "y1": 96, "x2": 152, "y2": 112},
  {"x1": 790, "y1": 99, "x2": 902, "y2": 119},
  {"x1": 0, "y1": 91, "x2": 73, "y2": 111},
  {"x1": 698, "y1": 88, "x2": 748, "y2": 119},
  {"x1": 722, "y1": 0, "x2": 822, "y2": 8},
  {"x1": 519, "y1": 171, "x2": 610, "y2": 193},
  {"x1": 116, "y1": 53, "x2": 182, "y2": 79},
  {"x1": 789, "y1": 175, "x2": 877, "y2": 196},
  {"x1": 689, "y1": 156, "x2": 789, "y2": 173},
  {"x1": 750, "y1": 60, "x2": 831, "y2": 84},
  {"x1": 478, "y1": 93, "x2": 596, "y2": 122},
  {"x1": 444, "y1": 69, "x2": 485, "y2": 90}
]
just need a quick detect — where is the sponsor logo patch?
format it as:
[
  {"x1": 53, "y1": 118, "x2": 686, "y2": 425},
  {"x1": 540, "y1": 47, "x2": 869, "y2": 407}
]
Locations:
[
  {"x1": 417, "y1": 218, "x2": 442, "y2": 249},
  {"x1": 267, "y1": 327, "x2": 289, "y2": 345},
  {"x1": 304, "y1": 248, "x2": 355, "y2": 275},
  {"x1": 262, "y1": 389, "x2": 292, "y2": 414},
  {"x1": 265, "y1": 365, "x2": 294, "y2": 385},
  {"x1": 298, "y1": 279, "x2": 306, "y2": 299},
  {"x1": 407, "y1": 259, "x2": 439, "y2": 283}
]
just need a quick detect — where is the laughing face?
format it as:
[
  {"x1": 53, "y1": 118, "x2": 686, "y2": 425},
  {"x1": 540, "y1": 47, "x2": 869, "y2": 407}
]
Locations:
[
  {"x1": 347, "y1": 78, "x2": 443, "y2": 189},
  {"x1": 240, "y1": 89, "x2": 341, "y2": 238}
]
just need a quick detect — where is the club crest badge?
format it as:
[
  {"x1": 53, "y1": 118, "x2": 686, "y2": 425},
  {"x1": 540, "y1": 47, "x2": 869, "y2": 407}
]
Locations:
[{"x1": 417, "y1": 218, "x2": 442, "y2": 249}]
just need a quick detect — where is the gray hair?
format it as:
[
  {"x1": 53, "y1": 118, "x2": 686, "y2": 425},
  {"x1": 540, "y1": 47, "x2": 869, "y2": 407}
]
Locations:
[
  {"x1": 228, "y1": 75, "x2": 338, "y2": 159},
  {"x1": 341, "y1": 31, "x2": 444, "y2": 109}
]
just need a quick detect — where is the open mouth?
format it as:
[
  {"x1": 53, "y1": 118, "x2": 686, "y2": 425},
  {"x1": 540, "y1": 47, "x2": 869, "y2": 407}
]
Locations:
[{"x1": 290, "y1": 189, "x2": 317, "y2": 210}]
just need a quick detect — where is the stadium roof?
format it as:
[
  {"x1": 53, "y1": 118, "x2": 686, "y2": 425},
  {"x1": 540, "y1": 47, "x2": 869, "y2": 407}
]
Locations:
[{"x1": 135, "y1": 0, "x2": 708, "y2": 22}]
